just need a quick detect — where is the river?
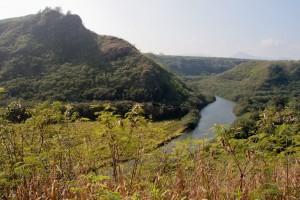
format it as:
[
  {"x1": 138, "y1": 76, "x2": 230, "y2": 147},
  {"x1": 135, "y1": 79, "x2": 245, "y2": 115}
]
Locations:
[{"x1": 164, "y1": 96, "x2": 236, "y2": 149}]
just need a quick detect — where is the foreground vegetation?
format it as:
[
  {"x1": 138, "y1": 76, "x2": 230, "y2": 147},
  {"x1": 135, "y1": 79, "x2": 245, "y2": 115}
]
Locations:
[
  {"x1": 0, "y1": 100, "x2": 299, "y2": 199},
  {"x1": 0, "y1": 101, "x2": 183, "y2": 198}
]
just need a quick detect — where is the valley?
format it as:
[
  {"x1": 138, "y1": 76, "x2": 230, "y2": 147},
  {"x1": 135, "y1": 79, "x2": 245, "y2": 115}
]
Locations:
[{"x1": 0, "y1": 8, "x2": 299, "y2": 200}]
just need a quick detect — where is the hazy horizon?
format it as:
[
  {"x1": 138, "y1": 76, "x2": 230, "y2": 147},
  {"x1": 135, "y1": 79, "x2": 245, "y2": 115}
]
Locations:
[{"x1": 1, "y1": 0, "x2": 300, "y2": 60}]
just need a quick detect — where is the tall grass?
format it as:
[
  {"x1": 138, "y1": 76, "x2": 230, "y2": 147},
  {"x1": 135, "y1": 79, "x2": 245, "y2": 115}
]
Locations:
[{"x1": 5, "y1": 143, "x2": 299, "y2": 199}]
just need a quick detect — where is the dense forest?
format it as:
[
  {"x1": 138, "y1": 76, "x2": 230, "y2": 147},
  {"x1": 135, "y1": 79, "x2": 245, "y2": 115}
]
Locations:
[{"x1": 0, "y1": 8, "x2": 299, "y2": 199}]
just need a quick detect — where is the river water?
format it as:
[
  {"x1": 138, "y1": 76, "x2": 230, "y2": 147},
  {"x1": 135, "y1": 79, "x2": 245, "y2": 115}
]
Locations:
[{"x1": 165, "y1": 96, "x2": 236, "y2": 148}]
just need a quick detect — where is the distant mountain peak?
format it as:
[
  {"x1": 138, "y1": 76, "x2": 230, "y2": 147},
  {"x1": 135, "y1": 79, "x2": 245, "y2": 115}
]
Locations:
[{"x1": 232, "y1": 52, "x2": 269, "y2": 60}]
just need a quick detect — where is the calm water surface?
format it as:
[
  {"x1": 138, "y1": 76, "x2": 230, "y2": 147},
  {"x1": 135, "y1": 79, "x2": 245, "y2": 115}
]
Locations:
[{"x1": 170, "y1": 96, "x2": 236, "y2": 144}]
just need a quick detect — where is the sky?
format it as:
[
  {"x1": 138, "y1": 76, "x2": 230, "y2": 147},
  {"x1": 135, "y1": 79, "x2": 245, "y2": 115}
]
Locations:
[{"x1": 1, "y1": 0, "x2": 300, "y2": 60}]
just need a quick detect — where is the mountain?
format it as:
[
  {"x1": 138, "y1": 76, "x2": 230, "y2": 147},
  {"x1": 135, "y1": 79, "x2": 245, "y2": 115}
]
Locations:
[
  {"x1": 146, "y1": 53, "x2": 250, "y2": 76},
  {"x1": 0, "y1": 8, "x2": 211, "y2": 120},
  {"x1": 195, "y1": 60, "x2": 300, "y2": 100},
  {"x1": 232, "y1": 52, "x2": 269, "y2": 60}
]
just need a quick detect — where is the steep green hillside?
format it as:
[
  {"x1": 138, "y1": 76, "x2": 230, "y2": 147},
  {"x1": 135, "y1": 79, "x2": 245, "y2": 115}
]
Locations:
[
  {"x1": 146, "y1": 53, "x2": 250, "y2": 76},
  {"x1": 0, "y1": 8, "x2": 210, "y2": 119},
  {"x1": 195, "y1": 60, "x2": 300, "y2": 100}
]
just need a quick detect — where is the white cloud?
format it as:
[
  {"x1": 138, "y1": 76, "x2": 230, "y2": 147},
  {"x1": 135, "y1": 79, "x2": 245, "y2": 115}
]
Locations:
[{"x1": 260, "y1": 37, "x2": 282, "y2": 48}]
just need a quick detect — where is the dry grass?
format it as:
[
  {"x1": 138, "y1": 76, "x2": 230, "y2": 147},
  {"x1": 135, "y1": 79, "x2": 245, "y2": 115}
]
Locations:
[{"x1": 2, "y1": 145, "x2": 300, "y2": 199}]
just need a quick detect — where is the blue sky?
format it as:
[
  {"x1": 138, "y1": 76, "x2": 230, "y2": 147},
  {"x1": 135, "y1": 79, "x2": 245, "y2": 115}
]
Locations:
[{"x1": 1, "y1": 0, "x2": 300, "y2": 60}]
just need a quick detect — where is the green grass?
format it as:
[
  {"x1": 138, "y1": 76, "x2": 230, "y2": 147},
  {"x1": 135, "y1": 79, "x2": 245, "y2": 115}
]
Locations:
[
  {"x1": 188, "y1": 60, "x2": 300, "y2": 101},
  {"x1": 58, "y1": 119, "x2": 185, "y2": 157}
]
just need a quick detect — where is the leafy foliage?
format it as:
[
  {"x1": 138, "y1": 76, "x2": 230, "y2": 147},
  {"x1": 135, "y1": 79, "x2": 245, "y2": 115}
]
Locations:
[
  {"x1": 0, "y1": 101, "x2": 186, "y2": 198},
  {"x1": 0, "y1": 88, "x2": 299, "y2": 199}
]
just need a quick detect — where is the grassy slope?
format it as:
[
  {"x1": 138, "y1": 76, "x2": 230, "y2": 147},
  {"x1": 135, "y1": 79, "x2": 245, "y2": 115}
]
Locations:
[{"x1": 194, "y1": 60, "x2": 300, "y2": 100}]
